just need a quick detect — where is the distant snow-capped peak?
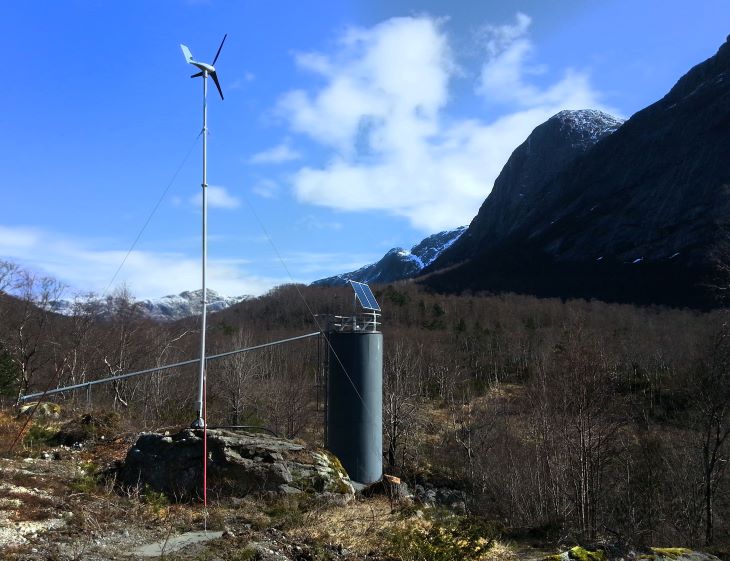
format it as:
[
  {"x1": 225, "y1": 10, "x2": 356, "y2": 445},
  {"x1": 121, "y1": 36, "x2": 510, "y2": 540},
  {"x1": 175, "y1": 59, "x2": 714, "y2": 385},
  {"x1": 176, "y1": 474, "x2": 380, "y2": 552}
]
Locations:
[
  {"x1": 312, "y1": 226, "x2": 466, "y2": 286},
  {"x1": 49, "y1": 288, "x2": 249, "y2": 321}
]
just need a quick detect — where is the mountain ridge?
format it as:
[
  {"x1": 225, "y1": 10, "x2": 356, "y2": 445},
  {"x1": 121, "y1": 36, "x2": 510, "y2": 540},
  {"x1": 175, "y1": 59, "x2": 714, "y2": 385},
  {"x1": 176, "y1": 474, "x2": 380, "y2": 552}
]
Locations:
[
  {"x1": 436, "y1": 109, "x2": 624, "y2": 267},
  {"x1": 312, "y1": 226, "x2": 466, "y2": 286},
  {"x1": 50, "y1": 288, "x2": 249, "y2": 322},
  {"x1": 423, "y1": 37, "x2": 730, "y2": 308}
]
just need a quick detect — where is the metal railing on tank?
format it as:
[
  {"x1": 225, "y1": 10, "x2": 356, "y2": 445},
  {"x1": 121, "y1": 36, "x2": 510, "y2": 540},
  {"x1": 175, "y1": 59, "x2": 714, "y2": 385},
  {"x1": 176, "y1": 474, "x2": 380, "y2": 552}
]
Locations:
[
  {"x1": 324, "y1": 280, "x2": 383, "y2": 333},
  {"x1": 326, "y1": 312, "x2": 381, "y2": 333}
]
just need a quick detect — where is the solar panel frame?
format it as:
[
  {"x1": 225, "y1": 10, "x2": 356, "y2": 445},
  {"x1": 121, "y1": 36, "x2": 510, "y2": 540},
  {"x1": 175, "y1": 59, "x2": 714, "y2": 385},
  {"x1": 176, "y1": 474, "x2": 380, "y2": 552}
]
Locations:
[
  {"x1": 351, "y1": 282, "x2": 372, "y2": 310},
  {"x1": 349, "y1": 280, "x2": 381, "y2": 311},
  {"x1": 360, "y1": 283, "x2": 381, "y2": 311}
]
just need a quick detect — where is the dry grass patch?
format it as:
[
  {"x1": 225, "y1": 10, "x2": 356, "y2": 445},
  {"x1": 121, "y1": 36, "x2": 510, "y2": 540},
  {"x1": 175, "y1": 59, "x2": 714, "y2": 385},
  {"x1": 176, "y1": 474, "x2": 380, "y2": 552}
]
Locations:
[
  {"x1": 292, "y1": 500, "x2": 516, "y2": 561},
  {"x1": 481, "y1": 540, "x2": 520, "y2": 561},
  {"x1": 0, "y1": 409, "x2": 25, "y2": 452},
  {"x1": 289, "y1": 497, "x2": 416, "y2": 554}
]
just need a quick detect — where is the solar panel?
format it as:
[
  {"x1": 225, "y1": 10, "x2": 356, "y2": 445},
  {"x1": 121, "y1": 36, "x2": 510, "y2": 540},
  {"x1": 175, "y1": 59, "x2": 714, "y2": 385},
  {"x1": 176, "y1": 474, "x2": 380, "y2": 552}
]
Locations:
[{"x1": 349, "y1": 280, "x2": 381, "y2": 311}]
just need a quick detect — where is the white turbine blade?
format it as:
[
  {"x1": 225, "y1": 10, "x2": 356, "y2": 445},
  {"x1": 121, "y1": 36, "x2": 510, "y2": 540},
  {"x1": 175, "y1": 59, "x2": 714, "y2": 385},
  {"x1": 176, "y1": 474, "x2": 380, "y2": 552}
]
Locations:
[{"x1": 180, "y1": 44, "x2": 194, "y2": 64}]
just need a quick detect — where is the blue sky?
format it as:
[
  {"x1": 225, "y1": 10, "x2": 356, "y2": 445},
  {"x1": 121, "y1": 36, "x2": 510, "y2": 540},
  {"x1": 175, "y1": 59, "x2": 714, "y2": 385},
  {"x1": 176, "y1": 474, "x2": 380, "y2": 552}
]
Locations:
[{"x1": 1, "y1": 1, "x2": 728, "y2": 299}]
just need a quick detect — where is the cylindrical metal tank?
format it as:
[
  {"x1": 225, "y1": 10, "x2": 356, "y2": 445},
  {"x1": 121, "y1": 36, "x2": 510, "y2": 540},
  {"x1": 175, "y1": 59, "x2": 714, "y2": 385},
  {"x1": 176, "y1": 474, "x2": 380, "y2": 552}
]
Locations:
[{"x1": 327, "y1": 331, "x2": 383, "y2": 485}]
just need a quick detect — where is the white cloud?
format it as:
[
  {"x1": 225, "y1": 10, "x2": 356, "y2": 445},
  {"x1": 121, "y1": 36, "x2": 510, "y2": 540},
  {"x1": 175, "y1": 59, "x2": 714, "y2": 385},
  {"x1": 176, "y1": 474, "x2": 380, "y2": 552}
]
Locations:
[
  {"x1": 228, "y1": 72, "x2": 256, "y2": 92},
  {"x1": 249, "y1": 142, "x2": 301, "y2": 164},
  {"x1": 0, "y1": 225, "x2": 41, "y2": 250},
  {"x1": 295, "y1": 215, "x2": 343, "y2": 231},
  {"x1": 276, "y1": 14, "x2": 613, "y2": 232},
  {"x1": 189, "y1": 185, "x2": 241, "y2": 209},
  {"x1": 251, "y1": 178, "x2": 279, "y2": 198},
  {"x1": 0, "y1": 225, "x2": 280, "y2": 299},
  {"x1": 476, "y1": 13, "x2": 596, "y2": 108},
  {"x1": 278, "y1": 17, "x2": 451, "y2": 157}
]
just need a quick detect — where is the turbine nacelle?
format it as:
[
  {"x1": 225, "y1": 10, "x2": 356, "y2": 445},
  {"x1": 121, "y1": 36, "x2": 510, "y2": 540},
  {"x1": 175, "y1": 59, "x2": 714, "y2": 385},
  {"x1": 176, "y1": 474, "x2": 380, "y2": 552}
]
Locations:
[
  {"x1": 190, "y1": 61, "x2": 216, "y2": 74},
  {"x1": 180, "y1": 34, "x2": 227, "y2": 100}
]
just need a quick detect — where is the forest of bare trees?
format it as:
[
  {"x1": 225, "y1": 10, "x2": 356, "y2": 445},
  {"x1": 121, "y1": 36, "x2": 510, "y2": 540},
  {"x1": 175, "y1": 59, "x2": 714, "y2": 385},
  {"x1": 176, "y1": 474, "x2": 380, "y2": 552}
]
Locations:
[{"x1": 1, "y1": 259, "x2": 728, "y2": 549}]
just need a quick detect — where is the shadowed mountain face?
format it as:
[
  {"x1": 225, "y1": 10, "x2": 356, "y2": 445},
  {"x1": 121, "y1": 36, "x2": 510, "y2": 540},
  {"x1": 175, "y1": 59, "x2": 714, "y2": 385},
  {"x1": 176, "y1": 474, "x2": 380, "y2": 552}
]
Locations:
[
  {"x1": 424, "y1": 37, "x2": 730, "y2": 309},
  {"x1": 437, "y1": 109, "x2": 625, "y2": 266},
  {"x1": 313, "y1": 227, "x2": 465, "y2": 286}
]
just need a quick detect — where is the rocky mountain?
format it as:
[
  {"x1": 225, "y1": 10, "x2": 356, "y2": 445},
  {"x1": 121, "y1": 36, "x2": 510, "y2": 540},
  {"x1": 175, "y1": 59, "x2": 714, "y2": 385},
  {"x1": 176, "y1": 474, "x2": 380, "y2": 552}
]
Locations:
[
  {"x1": 136, "y1": 289, "x2": 249, "y2": 321},
  {"x1": 423, "y1": 37, "x2": 730, "y2": 309},
  {"x1": 50, "y1": 289, "x2": 248, "y2": 322},
  {"x1": 313, "y1": 227, "x2": 466, "y2": 286},
  {"x1": 436, "y1": 109, "x2": 624, "y2": 265}
]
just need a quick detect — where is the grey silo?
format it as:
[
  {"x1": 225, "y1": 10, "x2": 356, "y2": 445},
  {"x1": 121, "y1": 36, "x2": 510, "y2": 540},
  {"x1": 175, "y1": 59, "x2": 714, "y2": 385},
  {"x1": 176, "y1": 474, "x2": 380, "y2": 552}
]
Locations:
[
  {"x1": 325, "y1": 281, "x2": 383, "y2": 485},
  {"x1": 326, "y1": 330, "x2": 383, "y2": 485}
]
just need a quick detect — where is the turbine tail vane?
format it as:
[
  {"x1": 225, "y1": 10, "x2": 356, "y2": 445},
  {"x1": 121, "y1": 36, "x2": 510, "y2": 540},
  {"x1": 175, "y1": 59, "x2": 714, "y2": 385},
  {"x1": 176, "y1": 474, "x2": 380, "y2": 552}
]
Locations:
[{"x1": 180, "y1": 44, "x2": 194, "y2": 64}]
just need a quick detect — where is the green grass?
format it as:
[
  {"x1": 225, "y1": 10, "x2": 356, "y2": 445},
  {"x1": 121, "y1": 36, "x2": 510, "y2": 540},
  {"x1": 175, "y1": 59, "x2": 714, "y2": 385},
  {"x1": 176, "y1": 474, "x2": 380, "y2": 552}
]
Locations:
[
  {"x1": 142, "y1": 485, "x2": 170, "y2": 515},
  {"x1": 22, "y1": 422, "x2": 58, "y2": 448}
]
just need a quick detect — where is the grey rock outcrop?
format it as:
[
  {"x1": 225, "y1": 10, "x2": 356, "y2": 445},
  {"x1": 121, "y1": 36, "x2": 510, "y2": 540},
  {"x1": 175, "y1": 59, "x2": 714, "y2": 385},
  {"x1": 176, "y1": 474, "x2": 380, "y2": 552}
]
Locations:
[{"x1": 118, "y1": 429, "x2": 354, "y2": 501}]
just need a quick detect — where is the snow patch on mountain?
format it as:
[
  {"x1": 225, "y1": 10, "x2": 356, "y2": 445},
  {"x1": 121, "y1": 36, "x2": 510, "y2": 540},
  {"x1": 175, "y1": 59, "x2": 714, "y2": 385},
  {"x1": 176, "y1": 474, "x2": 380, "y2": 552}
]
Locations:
[
  {"x1": 137, "y1": 289, "x2": 249, "y2": 321},
  {"x1": 552, "y1": 109, "x2": 625, "y2": 142}
]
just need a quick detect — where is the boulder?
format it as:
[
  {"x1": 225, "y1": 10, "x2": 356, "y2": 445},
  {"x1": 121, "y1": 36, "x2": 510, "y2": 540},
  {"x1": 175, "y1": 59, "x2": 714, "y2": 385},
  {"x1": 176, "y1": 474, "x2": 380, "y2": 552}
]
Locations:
[
  {"x1": 413, "y1": 483, "x2": 467, "y2": 512},
  {"x1": 18, "y1": 402, "x2": 61, "y2": 419},
  {"x1": 54, "y1": 412, "x2": 121, "y2": 446},
  {"x1": 117, "y1": 429, "x2": 354, "y2": 502}
]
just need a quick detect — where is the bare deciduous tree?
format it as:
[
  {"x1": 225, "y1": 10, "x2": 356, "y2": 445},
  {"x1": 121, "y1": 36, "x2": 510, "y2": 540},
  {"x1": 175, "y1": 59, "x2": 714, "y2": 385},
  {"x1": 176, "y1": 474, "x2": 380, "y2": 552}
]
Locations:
[
  {"x1": 0, "y1": 267, "x2": 66, "y2": 401},
  {"x1": 687, "y1": 323, "x2": 730, "y2": 545},
  {"x1": 215, "y1": 329, "x2": 259, "y2": 425},
  {"x1": 383, "y1": 341, "x2": 423, "y2": 469},
  {"x1": 95, "y1": 286, "x2": 149, "y2": 409}
]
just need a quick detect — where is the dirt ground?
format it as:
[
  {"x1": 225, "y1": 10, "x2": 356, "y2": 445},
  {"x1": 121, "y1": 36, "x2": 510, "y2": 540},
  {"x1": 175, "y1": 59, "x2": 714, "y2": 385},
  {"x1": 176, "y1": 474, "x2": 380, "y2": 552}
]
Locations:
[
  {"x1": 0, "y1": 430, "x2": 540, "y2": 561},
  {"x1": 0, "y1": 411, "x2": 577, "y2": 561}
]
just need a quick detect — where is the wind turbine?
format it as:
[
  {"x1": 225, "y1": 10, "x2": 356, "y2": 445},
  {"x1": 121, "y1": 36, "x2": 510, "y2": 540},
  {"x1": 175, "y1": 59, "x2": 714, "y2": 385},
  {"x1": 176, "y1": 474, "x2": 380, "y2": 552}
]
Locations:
[{"x1": 180, "y1": 34, "x2": 227, "y2": 430}]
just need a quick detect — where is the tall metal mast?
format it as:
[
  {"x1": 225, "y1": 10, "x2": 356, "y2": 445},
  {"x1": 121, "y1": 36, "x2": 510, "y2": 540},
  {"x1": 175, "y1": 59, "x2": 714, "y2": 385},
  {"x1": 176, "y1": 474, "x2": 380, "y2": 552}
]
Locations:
[
  {"x1": 180, "y1": 35, "x2": 226, "y2": 429},
  {"x1": 194, "y1": 69, "x2": 209, "y2": 429}
]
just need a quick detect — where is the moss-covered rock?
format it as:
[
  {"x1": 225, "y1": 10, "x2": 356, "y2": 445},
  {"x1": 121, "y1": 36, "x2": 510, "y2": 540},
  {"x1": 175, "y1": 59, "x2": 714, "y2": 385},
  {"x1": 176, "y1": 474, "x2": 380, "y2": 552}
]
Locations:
[
  {"x1": 569, "y1": 546, "x2": 606, "y2": 561},
  {"x1": 642, "y1": 548, "x2": 718, "y2": 561},
  {"x1": 18, "y1": 402, "x2": 61, "y2": 419},
  {"x1": 54, "y1": 412, "x2": 121, "y2": 445},
  {"x1": 648, "y1": 549, "x2": 693, "y2": 559},
  {"x1": 543, "y1": 546, "x2": 720, "y2": 561}
]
